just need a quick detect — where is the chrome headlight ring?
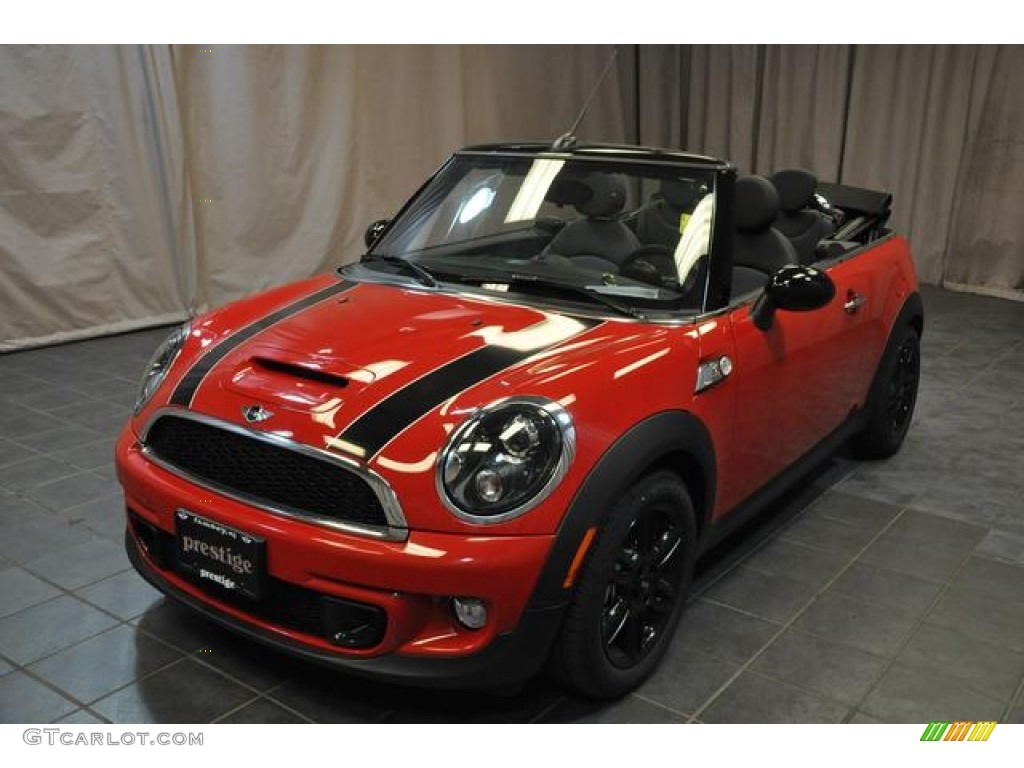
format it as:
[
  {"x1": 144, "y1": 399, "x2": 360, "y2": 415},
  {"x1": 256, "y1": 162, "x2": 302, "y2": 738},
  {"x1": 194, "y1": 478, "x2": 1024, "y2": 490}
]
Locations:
[{"x1": 436, "y1": 396, "x2": 576, "y2": 525}]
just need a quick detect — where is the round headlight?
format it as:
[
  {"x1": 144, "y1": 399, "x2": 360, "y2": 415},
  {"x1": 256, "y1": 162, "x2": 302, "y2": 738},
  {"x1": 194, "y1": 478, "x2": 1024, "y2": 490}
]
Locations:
[
  {"x1": 437, "y1": 397, "x2": 575, "y2": 523},
  {"x1": 133, "y1": 323, "x2": 190, "y2": 414}
]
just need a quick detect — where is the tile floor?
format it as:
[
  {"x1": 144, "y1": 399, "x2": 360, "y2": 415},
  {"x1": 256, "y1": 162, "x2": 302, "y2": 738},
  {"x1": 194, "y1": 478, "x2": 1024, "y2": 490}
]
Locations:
[{"x1": 1, "y1": 284, "x2": 1022, "y2": 724}]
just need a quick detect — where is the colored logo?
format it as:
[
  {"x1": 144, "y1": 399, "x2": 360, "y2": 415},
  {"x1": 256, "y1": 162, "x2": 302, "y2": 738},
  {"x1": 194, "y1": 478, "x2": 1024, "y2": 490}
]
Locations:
[{"x1": 920, "y1": 721, "x2": 997, "y2": 742}]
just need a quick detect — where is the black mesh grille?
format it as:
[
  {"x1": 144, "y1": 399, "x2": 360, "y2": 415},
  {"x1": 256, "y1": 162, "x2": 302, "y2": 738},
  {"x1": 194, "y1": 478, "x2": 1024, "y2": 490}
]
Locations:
[
  {"x1": 131, "y1": 514, "x2": 387, "y2": 649},
  {"x1": 144, "y1": 415, "x2": 388, "y2": 528}
]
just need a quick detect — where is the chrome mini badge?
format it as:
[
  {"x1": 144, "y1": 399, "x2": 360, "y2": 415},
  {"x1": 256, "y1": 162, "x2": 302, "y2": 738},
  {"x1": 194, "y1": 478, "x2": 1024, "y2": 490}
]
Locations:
[{"x1": 242, "y1": 404, "x2": 273, "y2": 424}]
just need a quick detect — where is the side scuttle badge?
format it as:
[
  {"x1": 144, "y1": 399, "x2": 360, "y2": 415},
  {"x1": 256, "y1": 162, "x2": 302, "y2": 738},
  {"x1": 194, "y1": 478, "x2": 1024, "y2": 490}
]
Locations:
[{"x1": 694, "y1": 355, "x2": 733, "y2": 394}]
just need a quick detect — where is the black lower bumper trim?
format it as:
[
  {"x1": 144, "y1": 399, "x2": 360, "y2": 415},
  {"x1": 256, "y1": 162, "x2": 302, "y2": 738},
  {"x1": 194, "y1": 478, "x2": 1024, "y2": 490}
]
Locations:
[{"x1": 125, "y1": 528, "x2": 564, "y2": 690}]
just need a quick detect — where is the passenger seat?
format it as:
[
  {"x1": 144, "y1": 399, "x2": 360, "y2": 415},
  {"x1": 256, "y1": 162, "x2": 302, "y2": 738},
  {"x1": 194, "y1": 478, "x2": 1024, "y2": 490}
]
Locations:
[{"x1": 768, "y1": 169, "x2": 836, "y2": 264}]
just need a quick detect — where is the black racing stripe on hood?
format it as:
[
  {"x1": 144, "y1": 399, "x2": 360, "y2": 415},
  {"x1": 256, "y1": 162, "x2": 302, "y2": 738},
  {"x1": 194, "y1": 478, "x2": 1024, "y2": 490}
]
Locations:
[
  {"x1": 333, "y1": 318, "x2": 601, "y2": 459},
  {"x1": 169, "y1": 279, "x2": 356, "y2": 407}
]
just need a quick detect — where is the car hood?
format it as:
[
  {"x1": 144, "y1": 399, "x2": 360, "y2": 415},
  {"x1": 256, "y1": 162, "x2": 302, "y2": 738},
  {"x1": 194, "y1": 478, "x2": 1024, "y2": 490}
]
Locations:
[{"x1": 151, "y1": 276, "x2": 614, "y2": 458}]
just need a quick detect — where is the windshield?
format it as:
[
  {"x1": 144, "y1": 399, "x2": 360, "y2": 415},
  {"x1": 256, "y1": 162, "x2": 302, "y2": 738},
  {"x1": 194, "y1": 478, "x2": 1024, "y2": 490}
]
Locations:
[{"x1": 363, "y1": 154, "x2": 717, "y2": 315}]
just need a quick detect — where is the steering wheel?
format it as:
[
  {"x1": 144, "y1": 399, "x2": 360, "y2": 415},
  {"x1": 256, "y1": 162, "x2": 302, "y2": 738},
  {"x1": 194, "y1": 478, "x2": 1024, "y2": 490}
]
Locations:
[{"x1": 619, "y1": 245, "x2": 677, "y2": 288}]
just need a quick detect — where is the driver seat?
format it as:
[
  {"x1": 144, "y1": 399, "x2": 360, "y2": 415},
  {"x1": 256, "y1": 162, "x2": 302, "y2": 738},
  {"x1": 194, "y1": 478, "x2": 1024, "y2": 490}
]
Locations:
[{"x1": 546, "y1": 172, "x2": 641, "y2": 272}]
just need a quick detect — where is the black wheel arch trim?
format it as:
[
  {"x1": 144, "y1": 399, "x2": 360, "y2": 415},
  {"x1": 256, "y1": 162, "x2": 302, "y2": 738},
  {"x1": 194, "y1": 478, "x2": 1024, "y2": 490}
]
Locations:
[{"x1": 526, "y1": 409, "x2": 715, "y2": 611}]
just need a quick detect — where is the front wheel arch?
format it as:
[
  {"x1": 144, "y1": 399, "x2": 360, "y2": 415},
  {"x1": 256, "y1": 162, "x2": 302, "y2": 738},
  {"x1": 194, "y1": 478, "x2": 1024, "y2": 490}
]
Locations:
[{"x1": 525, "y1": 410, "x2": 715, "y2": 613}]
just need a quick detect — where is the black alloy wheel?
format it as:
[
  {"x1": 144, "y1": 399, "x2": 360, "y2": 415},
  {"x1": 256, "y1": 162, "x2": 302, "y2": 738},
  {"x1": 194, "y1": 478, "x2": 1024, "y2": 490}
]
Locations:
[
  {"x1": 548, "y1": 470, "x2": 697, "y2": 699},
  {"x1": 602, "y1": 505, "x2": 686, "y2": 668},
  {"x1": 852, "y1": 323, "x2": 921, "y2": 459},
  {"x1": 886, "y1": 337, "x2": 920, "y2": 439}
]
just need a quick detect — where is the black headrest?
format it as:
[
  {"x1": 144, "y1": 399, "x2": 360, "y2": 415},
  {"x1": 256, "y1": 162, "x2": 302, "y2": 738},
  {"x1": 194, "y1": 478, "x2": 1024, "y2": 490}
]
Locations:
[
  {"x1": 660, "y1": 178, "x2": 706, "y2": 212},
  {"x1": 735, "y1": 175, "x2": 780, "y2": 232},
  {"x1": 770, "y1": 169, "x2": 817, "y2": 213},
  {"x1": 574, "y1": 172, "x2": 627, "y2": 218}
]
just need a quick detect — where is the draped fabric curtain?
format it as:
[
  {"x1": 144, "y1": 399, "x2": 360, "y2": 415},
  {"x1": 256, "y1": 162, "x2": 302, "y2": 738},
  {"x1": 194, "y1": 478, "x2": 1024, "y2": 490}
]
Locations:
[
  {"x1": 1, "y1": 44, "x2": 629, "y2": 351},
  {"x1": 639, "y1": 44, "x2": 1024, "y2": 300},
  {"x1": 2, "y1": 44, "x2": 1020, "y2": 351}
]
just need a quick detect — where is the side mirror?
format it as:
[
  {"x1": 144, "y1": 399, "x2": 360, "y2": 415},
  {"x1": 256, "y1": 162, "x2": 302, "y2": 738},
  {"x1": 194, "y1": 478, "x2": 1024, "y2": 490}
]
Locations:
[
  {"x1": 364, "y1": 219, "x2": 390, "y2": 249},
  {"x1": 751, "y1": 264, "x2": 835, "y2": 331}
]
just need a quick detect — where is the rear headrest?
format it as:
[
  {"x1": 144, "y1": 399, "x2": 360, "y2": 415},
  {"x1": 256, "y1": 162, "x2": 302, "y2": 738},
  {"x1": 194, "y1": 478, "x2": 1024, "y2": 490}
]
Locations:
[
  {"x1": 574, "y1": 172, "x2": 627, "y2": 218},
  {"x1": 660, "y1": 178, "x2": 706, "y2": 212},
  {"x1": 770, "y1": 169, "x2": 817, "y2": 213},
  {"x1": 735, "y1": 175, "x2": 780, "y2": 232}
]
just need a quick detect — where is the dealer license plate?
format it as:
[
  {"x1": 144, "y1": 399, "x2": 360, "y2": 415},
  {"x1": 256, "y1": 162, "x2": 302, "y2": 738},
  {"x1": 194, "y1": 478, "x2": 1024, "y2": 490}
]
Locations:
[{"x1": 175, "y1": 509, "x2": 265, "y2": 600}]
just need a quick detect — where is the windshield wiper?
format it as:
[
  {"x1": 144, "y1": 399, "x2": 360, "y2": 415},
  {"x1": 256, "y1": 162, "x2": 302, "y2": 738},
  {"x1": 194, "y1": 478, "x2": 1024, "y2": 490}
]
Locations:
[
  {"x1": 378, "y1": 254, "x2": 438, "y2": 288},
  {"x1": 504, "y1": 275, "x2": 647, "y2": 321}
]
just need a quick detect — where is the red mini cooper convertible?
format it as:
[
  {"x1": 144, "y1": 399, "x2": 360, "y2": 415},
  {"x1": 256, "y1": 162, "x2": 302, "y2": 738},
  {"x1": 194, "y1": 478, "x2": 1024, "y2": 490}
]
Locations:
[{"x1": 118, "y1": 142, "x2": 922, "y2": 698}]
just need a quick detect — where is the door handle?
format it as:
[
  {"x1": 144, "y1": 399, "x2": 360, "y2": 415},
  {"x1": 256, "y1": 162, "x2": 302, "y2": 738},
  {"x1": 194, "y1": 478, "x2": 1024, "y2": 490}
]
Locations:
[{"x1": 844, "y1": 291, "x2": 867, "y2": 314}]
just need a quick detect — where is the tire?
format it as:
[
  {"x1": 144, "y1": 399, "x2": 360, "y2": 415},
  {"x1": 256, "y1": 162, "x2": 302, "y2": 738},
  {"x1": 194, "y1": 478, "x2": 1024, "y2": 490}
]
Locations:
[
  {"x1": 851, "y1": 323, "x2": 921, "y2": 459},
  {"x1": 548, "y1": 470, "x2": 697, "y2": 699}
]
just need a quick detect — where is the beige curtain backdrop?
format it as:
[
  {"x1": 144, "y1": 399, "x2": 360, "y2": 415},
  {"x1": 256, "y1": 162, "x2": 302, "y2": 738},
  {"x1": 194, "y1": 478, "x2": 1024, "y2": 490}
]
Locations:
[
  {"x1": 640, "y1": 44, "x2": 1024, "y2": 300},
  {"x1": 2, "y1": 44, "x2": 1020, "y2": 350},
  {"x1": 1, "y1": 44, "x2": 629, "y2": 351}
]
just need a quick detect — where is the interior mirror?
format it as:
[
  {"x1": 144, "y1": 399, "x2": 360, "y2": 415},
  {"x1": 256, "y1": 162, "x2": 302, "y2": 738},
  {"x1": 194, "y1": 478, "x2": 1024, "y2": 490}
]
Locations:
[
  {"x1": 752, "y1": 265, "x2": 836, "y2": 331},
  {"x1": 364, "y1": 219, "x2": 390, "y2": 249}
]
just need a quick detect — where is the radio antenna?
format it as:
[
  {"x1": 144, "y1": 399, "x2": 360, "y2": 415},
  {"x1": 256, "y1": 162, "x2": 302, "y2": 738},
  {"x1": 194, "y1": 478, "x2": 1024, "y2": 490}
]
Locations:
[{"x1": 551, "y1": 47, "x2": 620, "y2": 151}]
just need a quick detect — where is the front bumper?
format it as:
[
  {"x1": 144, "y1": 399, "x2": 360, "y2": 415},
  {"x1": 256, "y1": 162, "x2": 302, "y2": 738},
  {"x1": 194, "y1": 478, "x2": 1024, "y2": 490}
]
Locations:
[{"x1": 117, "y1": 429, "x2": 564, "y2": 689}]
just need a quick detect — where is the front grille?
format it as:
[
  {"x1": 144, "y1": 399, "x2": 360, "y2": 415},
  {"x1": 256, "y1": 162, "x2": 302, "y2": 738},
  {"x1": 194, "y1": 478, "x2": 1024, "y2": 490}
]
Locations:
[
  {"x1": 131, "y1": 514, "x2": 387, "y2": 649},
  {"x1": 143, "y1": 414, "x2": 389, "y2": 529}
]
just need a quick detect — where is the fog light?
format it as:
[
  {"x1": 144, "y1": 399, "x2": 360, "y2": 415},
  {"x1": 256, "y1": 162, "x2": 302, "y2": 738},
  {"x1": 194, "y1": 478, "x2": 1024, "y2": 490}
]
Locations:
[{"x1": 452, "y1": 597, "x2": 488, "y2": 630}]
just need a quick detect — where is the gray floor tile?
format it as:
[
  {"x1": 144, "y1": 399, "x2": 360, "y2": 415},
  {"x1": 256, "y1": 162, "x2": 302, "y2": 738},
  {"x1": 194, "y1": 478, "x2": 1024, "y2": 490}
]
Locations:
[
  {"x1": 0, "y1": 439, "x2": 36, "y2": 469},
  {"x1": 848, "y1": 711, "x2": 884, "y2": 723},
  {"x1": 49, "y1": 439, "x2": 117, "y2": 471},
  {"x1": 0, "y1": 671, "x2": 78, "y2": 724},
  {"x1": 897, "y1": 624, "x2": 1024, "y2": 703},
  {"x1": 0, "y1": 567, "x2": 62, "y2": 619},
  {"x1": 805, "y1": 491, "x2": 904, "y2": 533},
  {"x1": 0, "y1": 456, "x2": 78, "y2": 493},
  {"x1": 62, "y1": 493, "x2": 126, "y2": 540},
  {"x1": 861, "y1": 663, "x2": 1005, "y2": 723},
  {"x1": 192, "y1": 634, "x2": 294, "y2": 692},
  {"x1": 134, "y1": 600, "x2": 233, "y2": 653},
  {"x1": 92, "y1": 658, "x2": 256, "y2": 724},
  {"x1": 829, "y1": 562, "x2": 944, "y2": 617},
  {"x1": 948, "y1": 556, "x2": 1024, "y2": 607},
  {"x1": 858, "y1": 536, "x2": 970, "y2": 583},
  {"x1": 793, "y1": 591, "x2": 919, "y2": 656},
  {"x1": 672, "y1": 599, "x2": 781, "y2": 663},
  {"x1": 884, "y1": 509, "x2": 989, "y2": 550},
  {"x1": 78, "y1": 570, "x2": 164, "y2": 620},
  {"x1": 700, "y1": 671, "x2": 849, "y2": 723},
  {"x1": 0, "y1": 657, "x2": 12, "y2": 677},
  {"x1": 9, "y1": 386, "x2": 99, "y2": 411},
  {"x1": 30, "y1": 624, "x2": 183, "y2": 704},
  {"x1": 216, "y1": 697, "x2": 311, "y2": 723},
  {"x1": 637, "y1": 646, "x2": 741, "y2": 716},
  {"x1": 703, "y1": 565, "x2": 817, "y2": 623},
  {"x1": 539, "y1": 694, "x2": 687, "y2": 723},
  {"x1": 56, "y1": 709, "x2": 108, "y2": 724},
  {"x1": 0, "y1": 410, "x2": 64, "y2": 439},
  {"x1": 0, "y1": 518, "x2": 94, "y2": 563},
  {"x1": 834, "y1": 470, "x2": 922, "y2": 507},
  {"x1": 14, "y1": 425, "x2": 105, "y2": 455},
  {"x1": 780, "y1": 514, "x2": 879, "y2": 556},
  {"x1": 926, "y1": 586, "x2": 1024, "y2": 652},
  {"x1": 752, "y1": 629, "x2": 888, "y2": 705},
  {"x1": 0, "y1": 595, "x2": 118, "y2": 665},
  {"x1": 24, "y1": 538, "x2": 129, "y2": 590},
  {"x1": 267, "y1": 675, "x2": 396, "y2": 724},
  {"x1": 26, "y1": 472, "x2": 116, "y2": 513},
  {"x1": 974, "y1": 529, "x2": 1024, "y2": 566},
  {"x1": 742, "y1": 537, "x2": 851, "y2": 588}
]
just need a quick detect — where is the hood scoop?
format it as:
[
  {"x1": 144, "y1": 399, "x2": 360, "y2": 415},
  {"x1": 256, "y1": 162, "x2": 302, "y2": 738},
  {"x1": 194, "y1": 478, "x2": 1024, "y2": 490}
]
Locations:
[
  {"x1": 222, "y1": 350, "x2": 375, "y2": 412},
  {"x1": 252, "y1": 357, "x2": 350, "y2": 389}
]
